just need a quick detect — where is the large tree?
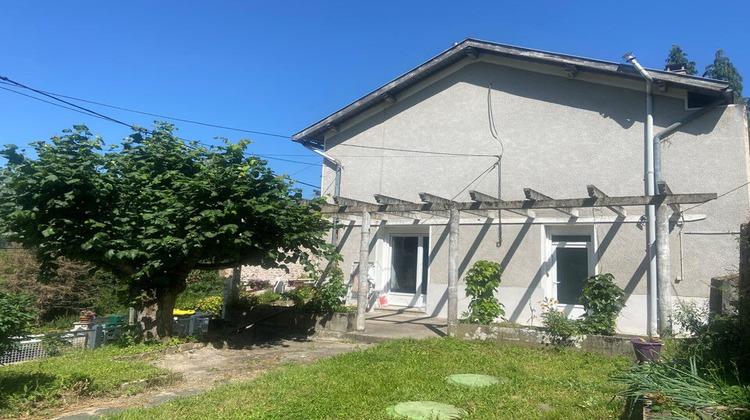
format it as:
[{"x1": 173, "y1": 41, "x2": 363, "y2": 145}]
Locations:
[
  {"x1": 703, "y1": 49, "x2": 744, "y2": 102},
  {"x1": 665, "y1": 44, "x2": 698, "y2": 75},
  {"x1": 0, "y1": 123, "x2": 333, "y2": 340}
]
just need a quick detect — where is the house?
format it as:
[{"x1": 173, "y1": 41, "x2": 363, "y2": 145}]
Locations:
[{"x1": 292, "y1": 39, "x2": 750, "y2": 335}]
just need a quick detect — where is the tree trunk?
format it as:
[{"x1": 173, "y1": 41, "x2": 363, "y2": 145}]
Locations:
[{"x1": 135, "y1": 279, "x2": 187, "y2": 341}]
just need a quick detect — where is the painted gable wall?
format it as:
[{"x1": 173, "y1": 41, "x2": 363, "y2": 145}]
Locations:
[{"x1": 319, "y1": 59, "x2": 750, "y2": 334}]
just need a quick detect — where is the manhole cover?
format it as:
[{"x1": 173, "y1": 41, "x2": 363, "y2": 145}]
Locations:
[
  {"x1": 446, "y1": 374, "x2": 501, "y2": 387},
  {"x1": 386, "y1": 401, "x2": 466, "y2": 419}
]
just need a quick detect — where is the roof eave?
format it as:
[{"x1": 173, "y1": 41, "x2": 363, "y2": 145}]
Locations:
[{"x1": 293, "y1": 38, "x2": 731, "y2": 148}]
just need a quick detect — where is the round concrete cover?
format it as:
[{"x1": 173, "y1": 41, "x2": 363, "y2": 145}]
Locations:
[
  {"x1": 386, "y1": 401, "x2": 466, "y2": 419},
  {"x1": 447, "y1": 374, "x2": 501, "y2": 387}
]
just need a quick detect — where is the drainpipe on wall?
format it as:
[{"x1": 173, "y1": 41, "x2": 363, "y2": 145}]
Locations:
[
  {"x1": 652, "y1": 98, "x2": 726, "y2": 335},
  {"x1": 623, "y1": 52, "x2": 658, "y2": 336},
  {"x1": 307, "y1": 147, "x2": 343, "y2": 247}
]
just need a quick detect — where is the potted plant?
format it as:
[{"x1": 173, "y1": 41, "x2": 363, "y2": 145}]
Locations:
[
  {"x1": 79, "y1": 309, "x2": 96, "y2": 323},
  {"x1": 631, "y1": 337, "x2": 662, "y2": 362}
]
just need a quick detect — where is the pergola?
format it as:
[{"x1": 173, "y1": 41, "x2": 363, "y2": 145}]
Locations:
[{"x1": 317, "y1": 186, "x2": 716, "y2": 336}]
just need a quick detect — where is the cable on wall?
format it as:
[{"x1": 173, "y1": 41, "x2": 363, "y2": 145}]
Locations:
[{"x1": 488, "y1": 83, "x2": 505, "y2": 247}]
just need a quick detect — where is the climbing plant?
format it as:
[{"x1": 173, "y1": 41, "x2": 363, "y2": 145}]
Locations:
[
  {"x1": 578, "y1": 273, "x2": 625, "y2": 335},
  {"x1": 461, "y1": 260, "x2": 504, "y2": 324}
]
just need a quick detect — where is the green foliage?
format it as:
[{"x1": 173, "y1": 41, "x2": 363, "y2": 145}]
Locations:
[
  {"x1": 283, "y1": 286, "x2": 312, "y2": 307},
  {"x1": 0, "y1": 248, "x2": 127, "y2": 325},
  {"x1": 616, "y1": 358, "x2": 750, "y2": 418},
  {"x1": 668, "y1": 301, "x2": 748, "y2": 383},
  {"x1": 256, "y1": 290, "x2": 282, "y2": 304},
  {"x1": 461, "y1": 260, "x2": 504, "y2": 324},
  {"x1": 540, "y1": 299, "x2": 580, "y2": 346},
  {"x1": 665, "y1": 44, "x2": 698, "y2": 75},
  {"x1": 577, "y1": 273, "x2": 625, "y2": 336},
  {"x1": 306, "y1": 262, "x2": 347, "y2": 313},
  {"x1": 194, "y1": 296, "x2": 222, "y2": 317},
  {"x1": 703, "y1": 49, "x2": 744, "y2": 101},
  {"x1": 0, "y1": 291, "x2": 36, "y2": 355},
  {"x1": 0, "y1": 123, "x2": 335, "y2": 339},
  {"x1": 174, "y1": 270, "x2": 225, "y2": 310}
]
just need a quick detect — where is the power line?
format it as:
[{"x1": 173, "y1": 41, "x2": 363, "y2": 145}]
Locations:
[
  {"x1": 0, "y1": 79, "x2": 292, "y2": 139},
  {"x1": 0, "y1": 76, "x2": 320, "y2": 189},
  {"x1": 681, "y1": 180, "x2": 750, "y2": 213},
  {"x1": 0, "y1": 76, "x2": 133, "y2": 128}
]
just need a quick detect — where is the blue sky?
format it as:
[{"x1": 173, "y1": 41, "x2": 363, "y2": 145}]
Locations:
[{"x1": 1, "y1": 0, "x2": 748, "y2": 197}]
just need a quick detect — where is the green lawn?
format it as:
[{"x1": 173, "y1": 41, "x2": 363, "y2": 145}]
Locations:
[
  {"x1": 0, "y1": 344, "x2": 175, "y2": 417},
  {"x1": 108, "y1": 338, "x2": 630, "y2": 420}
]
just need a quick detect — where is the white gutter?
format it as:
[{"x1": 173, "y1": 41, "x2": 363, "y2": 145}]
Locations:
[{"x1": 623, "y1": 52, "x2": 658, "y2": 336}]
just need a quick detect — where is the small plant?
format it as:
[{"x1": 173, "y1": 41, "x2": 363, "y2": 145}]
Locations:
[
  {"x1": 283, "y1": 287, "x2": 312, "y2": 307},
  {"x1": 306, "y1": 262, "x2": 347, "y2": 313},
  {"x1": 461, "y1": 260, "x2": 504, "y2": 324},
  {"x1": 577, "y1": 273, "x2": 625, "y2": 335},
  {"x1": 256, "y1": 290, "x2": 282, "y2": 304},
  {"x1": 79, "y1": 309, "x2": 97, "y2": 319},
  {"x1": 540, "y1": 298, "x2": 579, "y2": 346}
]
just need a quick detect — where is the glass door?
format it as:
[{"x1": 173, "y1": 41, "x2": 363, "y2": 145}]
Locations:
[{"x1": 388, "y1": 235, "x2": 429, "y2": 307}]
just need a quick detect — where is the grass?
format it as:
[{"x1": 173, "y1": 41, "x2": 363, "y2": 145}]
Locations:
[
  {"x1": 107, "y1": 338, "x2": 630, "y2": 419},
  {"x1": 0, "y1": 343, "x2": 175, "y2": 418}
]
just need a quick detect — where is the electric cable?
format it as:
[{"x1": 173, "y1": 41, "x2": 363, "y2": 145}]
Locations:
[
  {"x1": 680, "y1": 180, "x2": 750, "y2": 213},
  {"x1": 0, "y1": 78, "x2": 291, "y2": 139}
]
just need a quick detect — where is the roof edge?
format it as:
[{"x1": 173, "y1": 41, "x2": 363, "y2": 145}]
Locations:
[{"x1": 293, "y1": 38, "x2": 731, "y2": 147}]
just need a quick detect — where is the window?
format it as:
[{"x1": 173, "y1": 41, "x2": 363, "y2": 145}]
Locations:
[{"x1": 546, "y1": 228, "x2": 596, "y2": 309}]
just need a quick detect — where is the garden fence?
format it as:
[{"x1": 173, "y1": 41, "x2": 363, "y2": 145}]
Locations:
[{"x1": 0, "y1": 324, "x2": 124, "y2": 364}]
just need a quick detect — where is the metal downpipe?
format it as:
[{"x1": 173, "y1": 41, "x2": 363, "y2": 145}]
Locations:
[{"x1": 623, "y1": 52, "x2": 658, "y2": 336}]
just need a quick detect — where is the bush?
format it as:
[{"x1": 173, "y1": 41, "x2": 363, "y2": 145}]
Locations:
[
  {"x1": 283, "y1": 287, "x2": 312, "y2": 307},
  {"x1": 669, "y1": 301, "x2": 748, "y2": 382},
  {"x1": 461, "y1": 260, "x2": 504, "y2": 324},
  {"x1": 0, "y1": 291, "x2": 36, "y2": 354},
  {"x1": 577, "y1": 273, "x2": 625, "y2": 335},
  {"x1": 540, "y1": 298, "x2": 579, "y2": 346},
  {"x1": 306, "y1": 263, "x2": 347, "y2": 313},
  {"x1": 194, "y1": 296, "x2": 222, "y2": 317}
]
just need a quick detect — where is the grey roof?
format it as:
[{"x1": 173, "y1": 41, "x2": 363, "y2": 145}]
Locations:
[{"x1": 293, "y1": 38, "x2": 732, "y2": 148}]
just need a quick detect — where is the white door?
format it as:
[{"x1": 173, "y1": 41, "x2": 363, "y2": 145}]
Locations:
[{"x1": 388, "y1": 235, "x2": 429, "y2": 308}]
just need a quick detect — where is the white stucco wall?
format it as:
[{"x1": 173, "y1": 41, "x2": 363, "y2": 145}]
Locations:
[{"x1": 319, "y1": 58, "x2": 750, "y2": 335}]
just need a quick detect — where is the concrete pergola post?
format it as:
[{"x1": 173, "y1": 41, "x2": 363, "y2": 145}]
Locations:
[
  {"x1": 447, "y1": 206, "x2": 460, "y2": 336},
  {"x1": 356, "y1": 210, "x2": 371, "y2": 331}
]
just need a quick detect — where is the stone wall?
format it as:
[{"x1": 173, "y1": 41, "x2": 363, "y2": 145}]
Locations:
[
  {"x1": 220, "y1": 262, "x2": 309, "y2": 288},
  {"x1": 454, "y1": 323, "x2": 637, "y2": 358}
]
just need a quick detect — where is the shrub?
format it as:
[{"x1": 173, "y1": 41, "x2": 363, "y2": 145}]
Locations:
[
  {"x1": 540, "y1": 298, "x2": 579, "y2": 346},
  {"x1": 306, "y1": 262, "x2": 347, "y2": 313},
  {"x1": 577, "y1": 273, "x2": 625, "y2": 335},
  {"x1": 194, "y1": 296, "x2": 222, "y2": 317},
  {"x1": 669, "y1": 301, "x2": 748, "y2": 382},
  {"x1": 283, "y1": 287, "x2": 312, "y2": 307},
  {"x1": 461, "y1": 260, "x2": 504, "y2": 324},
  {"x1": 0, "y1": 291, "x2": 36, "y2": 354}
]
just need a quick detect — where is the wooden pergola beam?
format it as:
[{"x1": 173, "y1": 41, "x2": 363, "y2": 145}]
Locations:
[
  {"x1": 317, "y1": 193, "x2": 717, "y2": 214},
  {"x1": 587, "y1": 185, "x2": 627, "y2": 217},
  {"x1": 373, "y1": 194, "x2": 427, "y2": 219},
  {"x1": 334, "y1": 197, "x2": 385, "y2": 219},
  {"x1": 420, "y1": 192, "x2": 490, "y2": 218},
  {"x1": 469, "y1": 190, "x2": 535, "y2": 218},
  {"x1": 524, "y1": 188, "x2": 579, "y2": 217}
]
